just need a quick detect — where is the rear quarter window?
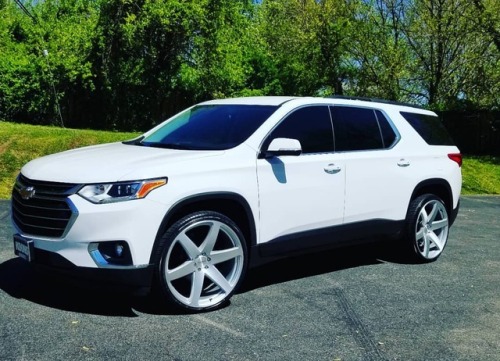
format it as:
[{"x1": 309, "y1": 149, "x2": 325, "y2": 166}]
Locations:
[{"x1": 400, "y1": 111, "x2": 455, "y2": 145}]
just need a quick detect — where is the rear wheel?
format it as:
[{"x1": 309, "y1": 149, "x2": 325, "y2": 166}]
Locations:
[
  {"x1": 155, "y1": 211, "x2": 247, "y2": 312},
  {"x1": 405, "y1": 194, "x2": 449, "y2": 262}
]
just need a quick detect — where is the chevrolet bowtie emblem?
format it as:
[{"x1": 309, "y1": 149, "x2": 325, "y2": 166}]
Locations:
[{"x1": 19, "y1": 186, "x2": 36, "y2": 200}]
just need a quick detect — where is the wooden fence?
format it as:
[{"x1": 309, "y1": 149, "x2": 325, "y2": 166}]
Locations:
[{"x1": 440, "y1": 111, "x2": 500, "y2": 156}]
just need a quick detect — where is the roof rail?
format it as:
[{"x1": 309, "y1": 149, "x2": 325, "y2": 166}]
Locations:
[{"x1": 325, "y1": 95, "x2": 427, "y2": 110}]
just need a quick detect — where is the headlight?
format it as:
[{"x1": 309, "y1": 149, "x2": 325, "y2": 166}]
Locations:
[{"x1": 78, "y1": 178, "x2": 167, "y2": 204}]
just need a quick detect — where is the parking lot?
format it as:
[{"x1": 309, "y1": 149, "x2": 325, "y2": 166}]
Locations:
[{"x1": 0, "y1": 196, "x2": 499, "y2": 361}]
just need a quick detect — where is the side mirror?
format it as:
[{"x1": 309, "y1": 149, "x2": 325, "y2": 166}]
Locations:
[{"x1": 261, "y1": 138, "x2": 302, "y2": 158}]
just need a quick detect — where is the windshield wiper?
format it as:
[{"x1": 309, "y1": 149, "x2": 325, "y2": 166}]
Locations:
[
  {"x1": 122, "y1": 136, "x2": 145, "y2": 146},
  {"x1": 141, "y1": 142, "x2": 198, "y2": 150}
]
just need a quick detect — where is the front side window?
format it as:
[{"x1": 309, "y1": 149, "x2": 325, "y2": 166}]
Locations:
[
  {"x1": 264, "y1": 106, "x2": 334, "y2": 153},
  {"x1": 141, "y1": 105, "x2": 278, "y2": 150}
]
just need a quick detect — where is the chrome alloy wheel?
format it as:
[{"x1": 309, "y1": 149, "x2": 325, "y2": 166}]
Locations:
[
  {"x1": 414, "y1": 199, "x2": 449, "y2": 260},
  {"x1": 163, "y1": 218, "x2": 245, "y2": 309}
]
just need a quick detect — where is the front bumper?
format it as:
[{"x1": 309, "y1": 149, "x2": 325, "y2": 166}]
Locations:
[
  {"x1": 30, "y1": 247, "x2": 155, "y2": 292},
  {"x1": 12, "y1": 191, "x2": 171, "y2": 292},
  {"x1": 13, "y1": 194, "x2": 170, "y2": 268}
]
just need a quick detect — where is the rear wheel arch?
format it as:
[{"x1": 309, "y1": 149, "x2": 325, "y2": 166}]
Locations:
[
  {"x1": 408, "y1": 179, "x2": 454, "y2": 217},
  {"x1": 149, "y1": 192, "x2": 256, "y2": 265}
]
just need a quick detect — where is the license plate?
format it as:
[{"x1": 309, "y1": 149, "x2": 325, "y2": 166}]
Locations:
[{"x1": 14, "y1": 235, "x2": 35, "y2": 262}]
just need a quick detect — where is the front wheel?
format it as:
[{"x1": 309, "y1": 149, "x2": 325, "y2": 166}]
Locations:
[
  {"x1": 405, "y1": 194, "x2": 450, "y2": 262},
  {"x1": 155, "y1": 211, "x2": 247, "y2": 312}
]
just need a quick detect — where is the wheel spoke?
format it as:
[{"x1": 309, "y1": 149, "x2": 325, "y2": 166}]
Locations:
[
  {"x1": 205, "y1": 266, "x2": 233, "y2": 293},
  {"x1": 428, "y1": 231, "x2": 443, "y2": 251},
  {"x1": 166, "y1": 260, "x2": 195, "y2": 281},
  {"x1": 427, "y1": 203, "x2": 438, "y2": 222},
  {"x1": 189, "y1": 271, "x2": 205, "y2": 306},
  {"x1": 210, "y1": 247, "x2": 242, "y2": 265},
  {"x1": 422, "y1": 234, "x2": 430, "y2": 258},
  {"x1": 416, "y1": 227, "x2": 425, "y2": 241},
  {"x1": 430, "y1": 218, "x2": 448, "y2": 232},
  {"x1": 420, "y1": 208, "x2": 429, "y2": 224},
  {"x1": 177, "y1": 232, "x2": 199, "y2": 258},
  {"x1": 200, "y1": 222, "x2": 220, "y2": 254}
]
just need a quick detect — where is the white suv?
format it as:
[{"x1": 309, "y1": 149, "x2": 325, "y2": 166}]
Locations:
[{"x1": 11, "y1": 96, "x2": 462, "y2": 312}]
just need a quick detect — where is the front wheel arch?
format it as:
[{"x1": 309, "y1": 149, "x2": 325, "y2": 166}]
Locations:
[{"x1": 149, "y1": 192, "x2": 256, "y2": 266}]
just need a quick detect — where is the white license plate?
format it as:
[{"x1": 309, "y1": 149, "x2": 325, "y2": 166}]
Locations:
[{"x1": 14, "y1": 235, "x2": 34, "y2": 262}]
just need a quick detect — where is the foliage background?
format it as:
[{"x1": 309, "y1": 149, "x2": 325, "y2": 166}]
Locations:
[{"x1": 0, "y1": 0, "x2": 499, "y2": 132}]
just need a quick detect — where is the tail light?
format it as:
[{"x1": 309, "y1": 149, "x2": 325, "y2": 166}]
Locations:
[{"x1": 448, "y1": 153, "x2": 462, "y2": 167}]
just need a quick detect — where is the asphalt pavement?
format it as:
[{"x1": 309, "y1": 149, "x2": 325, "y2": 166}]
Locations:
[{"x1": 0, "y1": 196, "x2": 499, "y2": 361}]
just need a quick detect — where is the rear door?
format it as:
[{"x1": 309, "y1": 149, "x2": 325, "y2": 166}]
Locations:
[{"x1": 330, "y1": 105, "x2": 412, "y2": 223}]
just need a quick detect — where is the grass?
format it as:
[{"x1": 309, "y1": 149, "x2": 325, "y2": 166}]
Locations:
[
  {"x1": 461, "y1": 155, "x2": 500, "y2": 195},
  {"x1": 0, "y1": 121, "x2": 499, "y2": 198}
]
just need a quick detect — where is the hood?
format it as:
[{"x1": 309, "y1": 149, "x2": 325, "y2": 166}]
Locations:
[{"x1": 21, "y1": 142, "x2": 223, "y2": 184}]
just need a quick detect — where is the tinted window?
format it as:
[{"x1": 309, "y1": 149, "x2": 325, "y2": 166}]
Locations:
[
  {"x1": 331, "y1": 106, "x2": 384, "y2": 151},
  {"x1": 400, "y1": 112, "x2": 455, "y2": 145},
  {"x1": 142, "y1": 105, "x2": 278, "y2": 150},
  {"x1": 375, "y1": 110, "x2": 397, "y2": 148},
  {"x1": 265, "y1": 106, "x2": 333, "y2": 153}
]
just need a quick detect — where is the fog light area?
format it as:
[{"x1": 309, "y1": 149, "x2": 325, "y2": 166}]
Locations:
[{"x1": 89, "y1": 241, "x2": 133, "y2": 267}]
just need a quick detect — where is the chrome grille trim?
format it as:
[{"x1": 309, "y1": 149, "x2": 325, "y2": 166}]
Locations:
[{"x1": 11, "y1": 175, "x2": 80, "y2": 238}]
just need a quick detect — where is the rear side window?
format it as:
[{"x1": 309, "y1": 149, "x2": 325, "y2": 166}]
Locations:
[
  {"x1": 400, "y1": 112, "x2": 455, "y2": 145},
  {"x1": 331, "y1": 106, "x2": 397, "y2": 151},
  {"x1": 265, "y1": 106, "x2": 334, "y2": 153}
]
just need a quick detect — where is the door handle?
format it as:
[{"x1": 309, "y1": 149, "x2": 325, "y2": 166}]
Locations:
[
  {"x1": 324, "y1": 164, "x2": 341, "y2": 174},
  {"x1": 397, "y1": 159, "x2": 410, "y2": 167}
]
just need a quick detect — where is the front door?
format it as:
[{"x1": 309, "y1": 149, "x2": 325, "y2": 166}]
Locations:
[{"x1": 256, "y1": 105, "x2": 345, "y2": 247}]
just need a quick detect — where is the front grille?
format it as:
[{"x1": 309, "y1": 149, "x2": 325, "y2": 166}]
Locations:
[{"x1": 12, "y1": 175, "x2": 80, "y2": 238}]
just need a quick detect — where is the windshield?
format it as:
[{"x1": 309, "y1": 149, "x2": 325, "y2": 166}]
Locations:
[{"x1": 140, "y1": 104, "x2": 279, "y2": 150}]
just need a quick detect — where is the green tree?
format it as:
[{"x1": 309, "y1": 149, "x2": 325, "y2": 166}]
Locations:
[
  {"x1": 89, "y1": 0, "x2": 256, "y2": 130},
  {"x1": 178, "y1": 0, "x2": 255, "y2": 100},
  {"x1": 347, "y1": 0, "x2": 411, "y2": 101},
  {"x1": 401, "y1": 0, "x2": 493, "y2": 108},
  {"x1": 462, "y1": 0, "x2": 500, "y2": 109},
  {"x1": 0, "y1": 0, "x2": 100, "y2": 126},
  {"x1": 471, "y1": 0, "x2": 500, "y2": 52},
  {"x1": 0, "y1": 1, "x2": 51, "y2": 124},
  {"x1": 256, "y1": 0, "x2": 356, "y2": 96},
  {"x1": 2, "y1": 0, "x2": 499, "y2": 129},
  {"x1": 89, "y1": 0, "x2": 194, "y2": 129}
]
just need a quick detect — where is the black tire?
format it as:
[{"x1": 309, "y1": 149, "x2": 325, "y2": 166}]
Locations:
[
  {"x1": 153, "y1": 211, "x2": 248, "y2": 313},
  {"x1": 404, "y1": 194, "x2": 450, "y2": 263}
]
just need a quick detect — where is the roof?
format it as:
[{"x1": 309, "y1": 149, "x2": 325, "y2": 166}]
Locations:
[
  {"x1": 199, "y1": 96, "x2": 298, "y2": 106},
  {"x1": 198, "y1": 95, "x2": 435, "y2": 115}
]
